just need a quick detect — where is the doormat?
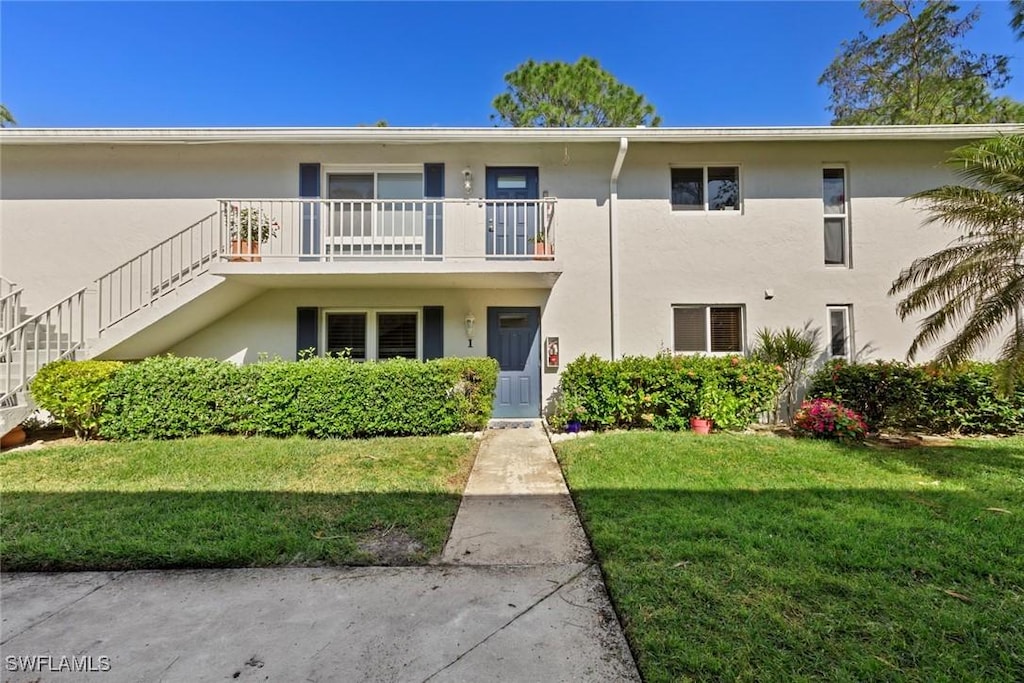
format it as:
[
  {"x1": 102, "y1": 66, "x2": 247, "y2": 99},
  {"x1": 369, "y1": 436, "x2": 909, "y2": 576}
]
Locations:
[{"x1": 488, "y1": 421, "x2": 538, "y2": 430}]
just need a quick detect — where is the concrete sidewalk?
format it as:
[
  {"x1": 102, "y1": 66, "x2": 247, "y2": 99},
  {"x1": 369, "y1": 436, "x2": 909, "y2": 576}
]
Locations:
[
  {"x1": 1, "y1": 424, "x2": 639, "y2": 682},
  {"x1": 442, "y1": 422, "x2": 592, "y2": 566}
]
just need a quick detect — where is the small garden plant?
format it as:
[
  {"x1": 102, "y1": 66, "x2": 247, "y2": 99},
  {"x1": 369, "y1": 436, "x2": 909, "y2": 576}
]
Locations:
[{"x1": 792, "y1": 397, "x2": 868, "y2": 442}]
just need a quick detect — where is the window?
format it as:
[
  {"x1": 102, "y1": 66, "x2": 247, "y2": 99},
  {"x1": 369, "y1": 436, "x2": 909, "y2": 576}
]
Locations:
[
  {"x1": 323, "y1": 309, "x2": 419, "y2": 360},
  {"x1": 823, "y1": 167, "x2": 848, "y2": 266},
  {"x1": 377, "y1": 313, "x2": 417, "y2": 359},
  {"x1": 827, "y1": 305, "x2": 852, "y2": 360},
  {"x1": 671, "y1": 166, "x2": 740, "y2": 211},
  {"x1": 673, "y1": 306, "x2": 744, "y2": 353},
  {"x1": 325, "y1": 313, "x2": 367, "y2": 359},
  {"x1": 325, "y1": 170, "x2": 425, "y2": 248}
]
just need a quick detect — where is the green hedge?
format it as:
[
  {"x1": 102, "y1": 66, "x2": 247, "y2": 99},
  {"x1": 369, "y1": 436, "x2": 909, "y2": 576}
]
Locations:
[
  {"x1": 231, "y1": 356, "x2": 497, "y2": 439},
  {"x1": 33, "y1": 355, "x2": 497, "y2": 440},
  {"x1": 551, "y1": 354, "x2": 782, "y2": 431},
  {"x1": 101, "y1": 357, "x2": 243, "y2": 440},
  {"x1": 30, "y1": 360, "x2": 125, "y2": 438},
  {"x1": 807, "y1": 360, "x2": 1024, "y2": 435}
]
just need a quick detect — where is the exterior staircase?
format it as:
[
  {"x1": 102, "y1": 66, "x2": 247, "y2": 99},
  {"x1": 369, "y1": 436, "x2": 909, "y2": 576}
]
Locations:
[{"x1": 0, "y1": 212, "x2": 241, "y2": 438}]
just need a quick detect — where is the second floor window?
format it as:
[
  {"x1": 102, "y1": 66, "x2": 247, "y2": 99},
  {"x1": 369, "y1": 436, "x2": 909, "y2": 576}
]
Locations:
[
  {"x1": 671, "y1": 166, "x2": 740, "y2": 211},
  {"x1": 823, "y1": 167, "x2": 849, "y2": 266}
]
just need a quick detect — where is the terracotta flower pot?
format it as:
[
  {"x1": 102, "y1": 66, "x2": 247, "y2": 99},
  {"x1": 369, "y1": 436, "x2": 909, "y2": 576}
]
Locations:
[
  {"x1": 229, "y1": 240, "x2": 262, "y2": 263},
  {"x1": 689, "y1": 417, "x2": 713, "y2": 435},
  {"x1": 1, "y1": 425, "x2": 27, "y2": 448},
  {"x1": 532, "y1": 242, "x2": 553, "y2": 260}
]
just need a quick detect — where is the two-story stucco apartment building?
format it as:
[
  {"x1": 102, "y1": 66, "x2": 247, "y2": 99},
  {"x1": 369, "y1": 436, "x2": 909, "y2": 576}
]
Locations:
[{"x1": 2, "y1": 124, "x2": 1021, "y2": 430}]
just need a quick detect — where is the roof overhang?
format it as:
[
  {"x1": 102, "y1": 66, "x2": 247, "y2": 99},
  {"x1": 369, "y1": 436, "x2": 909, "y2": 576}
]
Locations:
[{"x1": 2, "y1": 124, "x2": 1022, "y2": 146}]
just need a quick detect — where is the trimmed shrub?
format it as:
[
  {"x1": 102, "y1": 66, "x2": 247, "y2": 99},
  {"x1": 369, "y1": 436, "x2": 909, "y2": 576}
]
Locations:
[
  {"x1": 97, "y1": 355, "x2": 498, "y2": 440},
  {"x1": 808, "y1": 360, "x2": 1024, "y2": 435},
  {"x1": 100, "y1": 357, "x2": 243, "y2": 440},
  {"x1": 30, "y1": 359, "x2": 124, "y2": 438},
  {"x1": 551, "y1": 354, "x2": 782, "y2": 432},
  {"x1": 792, "y1": 398, "x2": 868, "y2": 442}
]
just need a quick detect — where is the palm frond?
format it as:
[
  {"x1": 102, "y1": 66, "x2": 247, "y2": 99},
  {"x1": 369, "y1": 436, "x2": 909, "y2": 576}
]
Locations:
[{"x1": 891, "y1": 134, "x2": 1024, "y2": 367}]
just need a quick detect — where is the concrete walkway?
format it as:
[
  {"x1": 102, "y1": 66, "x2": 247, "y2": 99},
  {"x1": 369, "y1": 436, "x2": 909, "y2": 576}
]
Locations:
[
  {"x1": 1, "y1": 424, "x2": 639, "y2": 682},
  {"x1": 442, "y1": 423, "x2": 592, "y2": 565}
]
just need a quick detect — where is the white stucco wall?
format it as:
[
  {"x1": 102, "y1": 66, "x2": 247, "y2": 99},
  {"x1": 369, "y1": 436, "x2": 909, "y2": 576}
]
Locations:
[
  {"x1": 615, "y1": 139, "x2": 969, "y2": 362},
  {"x1": 0, "y1": 132, "x2": 997, "y2": 414}
]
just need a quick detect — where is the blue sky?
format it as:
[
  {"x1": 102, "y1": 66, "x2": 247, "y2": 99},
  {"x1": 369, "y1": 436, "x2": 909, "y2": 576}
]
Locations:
[{"x1": 2, "y1": 1, "x2": 1022, "y2": 127}]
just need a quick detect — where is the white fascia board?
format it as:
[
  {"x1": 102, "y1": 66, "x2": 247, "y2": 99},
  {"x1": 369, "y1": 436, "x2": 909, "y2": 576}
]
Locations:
[{"x1": 1, "y1": 124, "x2": 1022, "y2": 145}]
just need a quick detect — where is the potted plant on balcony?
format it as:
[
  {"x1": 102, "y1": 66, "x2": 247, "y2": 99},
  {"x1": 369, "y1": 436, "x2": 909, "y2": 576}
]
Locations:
[
  {"x1": 529, "y1": 232, "x2": 553, "y2": 260},
  {"x1": 227, "y1": 205, "x2": 279, "y2": 262}
]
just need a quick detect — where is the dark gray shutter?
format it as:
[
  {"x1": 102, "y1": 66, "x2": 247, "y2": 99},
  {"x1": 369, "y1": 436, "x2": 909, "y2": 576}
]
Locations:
[
  {"x1": 297, "y1": 307, "x2": 319, "y2": 359},
  {"x1": 424, "y1": 164, "x2": 444, "y2": 258},
  {"x1": 299, "y1": 163, "x2": 321, "y2": 258},
  {"x1": 424, "y1": 163, "x2": 445, "y2": 197},
  {"x1": 423, "y1": 306, "x2": 444, "y2": 360}
]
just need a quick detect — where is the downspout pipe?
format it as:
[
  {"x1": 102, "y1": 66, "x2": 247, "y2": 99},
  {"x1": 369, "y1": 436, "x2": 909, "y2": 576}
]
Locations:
[{"x1": 609, "y1": 136, "x2": 629, "y2": 359}]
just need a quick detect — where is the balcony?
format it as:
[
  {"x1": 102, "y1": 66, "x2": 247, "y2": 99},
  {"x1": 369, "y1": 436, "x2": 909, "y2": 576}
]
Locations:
[{"x1": 210, "y1": 198, "x2": 562, "y2": 289}]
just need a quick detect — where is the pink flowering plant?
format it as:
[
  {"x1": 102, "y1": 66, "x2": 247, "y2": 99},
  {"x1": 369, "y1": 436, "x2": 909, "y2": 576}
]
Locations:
[{"x1": 792, "y1": 398, "x2": 868, "y2": 442}]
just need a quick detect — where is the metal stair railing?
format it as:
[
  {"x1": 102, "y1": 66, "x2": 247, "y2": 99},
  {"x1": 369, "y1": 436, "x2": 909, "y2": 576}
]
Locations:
[
  {"x1": 0, "y1": 288, "x2": 86, "y2": 406},
  {"x1": 0, "y1": 277, "x2": 23, "y2": 335},
  {"x1": 96, "y1": 212, "x2": 220, "y2": 333}
]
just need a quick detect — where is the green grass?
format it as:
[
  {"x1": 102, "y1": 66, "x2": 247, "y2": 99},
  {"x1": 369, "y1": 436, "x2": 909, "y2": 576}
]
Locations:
[
  {"x1": 557, "y1": 432, "x2": 1024, "y2": 682},
  {"x1": 1, "y1": 435, "x2": 477, "y2": 570}
]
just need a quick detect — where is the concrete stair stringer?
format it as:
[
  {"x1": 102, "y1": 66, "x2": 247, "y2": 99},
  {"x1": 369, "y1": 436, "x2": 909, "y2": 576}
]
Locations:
[
  {"x1": 0, "y1": 395, "x2": 34, "y2": 440},
  {"x1": 84, "y1": 275, "x2": 265, "y2": 360}
]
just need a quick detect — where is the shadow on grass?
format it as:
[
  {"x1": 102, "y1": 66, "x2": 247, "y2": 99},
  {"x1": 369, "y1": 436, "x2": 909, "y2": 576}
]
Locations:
[
  {"x1": 567, "y1": 484, "x2": 1023, "y2": 683},
  {"x1": 0, "y1": 490, "x2": 462, "y2": 572}
]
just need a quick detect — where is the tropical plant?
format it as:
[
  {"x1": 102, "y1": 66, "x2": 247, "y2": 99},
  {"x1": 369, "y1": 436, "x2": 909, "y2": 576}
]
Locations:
[
  {"x1": 226, "y1": 205, "x2": 279, "y2": 243},
  {"x1": 751, "y1": 325, "x2": 822, "y2": 423},
  {"x1": 889, "y1": 134, "x2": 1024, "y2": 390},
  {"x1": 491, "y1": 56, "x2": 660, "y2": 127}
]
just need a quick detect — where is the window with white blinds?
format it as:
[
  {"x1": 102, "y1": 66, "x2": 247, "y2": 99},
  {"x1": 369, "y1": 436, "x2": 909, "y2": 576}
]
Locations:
[
  {"x1": 673, "y1": 306, "x2": 743, "y2": 353},
  {"x1": 323, "y1": 310, "x2": 419, "y2": 360},
  {"x1": 377, "y1": 313, "x2": 417, "y2": 359},
  {"x1": 325, "y1": 313, "x2": 367, "y2": 360}
]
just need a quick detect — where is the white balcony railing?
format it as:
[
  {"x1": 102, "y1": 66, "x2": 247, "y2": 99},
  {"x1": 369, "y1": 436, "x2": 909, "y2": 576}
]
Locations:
[{"x1": 218, "y1": 198, "x2": 557, "y2": 262}]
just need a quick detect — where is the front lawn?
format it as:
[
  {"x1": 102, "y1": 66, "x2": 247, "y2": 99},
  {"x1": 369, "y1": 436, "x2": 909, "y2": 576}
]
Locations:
[
  {"x1": 1, "y1": 435, "x2": 477, "y2": 570},
  {"x1": 557, "y1": 433, "x2": 1024, "y2": 682}
]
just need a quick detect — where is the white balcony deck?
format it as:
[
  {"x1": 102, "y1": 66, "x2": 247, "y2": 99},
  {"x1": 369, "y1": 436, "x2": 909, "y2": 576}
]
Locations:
[{"x1": 212, "y1": 198, "x2": 561, "y2": 288}]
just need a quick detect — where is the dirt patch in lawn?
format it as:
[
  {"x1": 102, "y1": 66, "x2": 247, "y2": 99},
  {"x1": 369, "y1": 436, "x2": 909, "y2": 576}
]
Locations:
[{"x1": 357, "y1": 527, "x2": 426, "y2": 565}]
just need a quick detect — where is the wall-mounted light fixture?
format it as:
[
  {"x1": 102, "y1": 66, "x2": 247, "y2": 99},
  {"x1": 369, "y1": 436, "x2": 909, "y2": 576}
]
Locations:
[
  {"x1": 462, "y1": 167, "x2": 473, "y2": 195},
  {"x1": 464, "y1": 313, "x2": 476, "y2": 347}
]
